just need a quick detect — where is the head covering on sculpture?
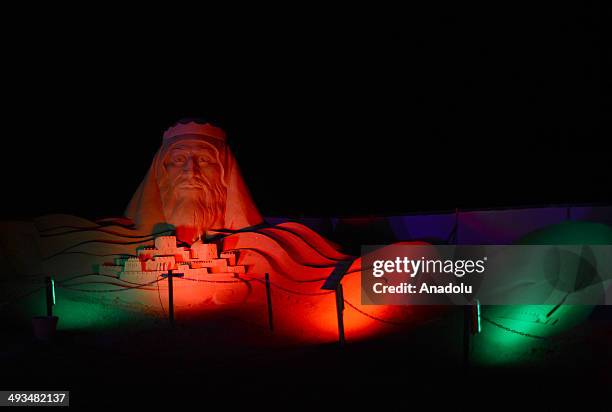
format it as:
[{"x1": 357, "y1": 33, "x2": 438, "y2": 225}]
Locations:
[{"x1": 125, "y1": 121, "x2": 263, "y2": 243}]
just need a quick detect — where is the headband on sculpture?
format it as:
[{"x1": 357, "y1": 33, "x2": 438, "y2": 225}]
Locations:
[{"x1": 162, "y1": 120, "x2": 227, "y2": 141}]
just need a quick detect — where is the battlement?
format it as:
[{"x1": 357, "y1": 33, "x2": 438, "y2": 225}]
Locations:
[
  {"x1": 155, "y1": 236, "x2": 177, "y2": 250},
  {"x1": 99, "y1": 235, "x2": 244, "y2": 277},
  {"x1": 220, "y1": 251, "x2": 238, "y2": 266},
  {"x1": 190, "y1": 242, "x2": 218, "y2": 260}
]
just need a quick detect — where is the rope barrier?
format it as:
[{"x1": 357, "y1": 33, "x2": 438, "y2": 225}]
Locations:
[
  {"x1": 343, "y1": 299, "x2": 422, "y2": 326},
  {"x1": 180, "y1": 277, "x2": 247, "y2": 284},
  {"x1": 52, "y1": 251, "x2": 137, "y2": 258},
  {"x1": 248, "y1": 277, "x2": 334, "y2": 296},
  {"x1": 0, "y1": 271, "x2": 586, "y2": 339},
  {"x1": 482, "y1": 315, "x2": 562, "y2": 340},
  {"x1": 57, "y1": 278, "x2": 162, "y2": 293},
  {"x1": 41, "y1": 227, "x2": 174, "y2": 239},
  {"x1": 42, "y1": 237, "x2": 157, "y2": 261},
  {"x1": 0, "y1": 286, "x2": 45, "y2": 309}
]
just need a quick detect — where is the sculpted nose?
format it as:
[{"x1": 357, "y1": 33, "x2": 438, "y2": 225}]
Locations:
[{"x1": 182, "y1": 156, "x2": 201, "y2": 176}]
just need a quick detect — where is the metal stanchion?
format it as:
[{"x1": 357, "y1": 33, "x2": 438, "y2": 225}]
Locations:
[
  {"x1": 265, "y1": 273, "x2": 274, "y2": 332},
  {"x1": 162, "y1": 269, "x2": 184, "y2": 327},
  {"x1": 335, "y1": 283, "x2": 345, "y2": 346}
]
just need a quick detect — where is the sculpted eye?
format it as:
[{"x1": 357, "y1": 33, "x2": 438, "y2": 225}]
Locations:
[
  {"x1": 198, "y1": 157, "x2": 212, "y2": 164},
  {"x1": 172, "y1": 154, "x2": 186, "y2": 164}
]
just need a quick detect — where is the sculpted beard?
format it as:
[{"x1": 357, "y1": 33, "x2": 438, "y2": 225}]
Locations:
[{"x1": 158, "y1": 170, "x2": 227, "y2": 236}]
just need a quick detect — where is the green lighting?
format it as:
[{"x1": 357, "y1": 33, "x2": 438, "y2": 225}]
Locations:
[
  {"x1": 472, "y1": 221, "x2": 612, "y2": 366},
  {"x1": 476, "y1": 299, "x2": 481, "y2": 333},
  {"x1": 51, "y1": 278, "x2": 56, "y2": 305}
]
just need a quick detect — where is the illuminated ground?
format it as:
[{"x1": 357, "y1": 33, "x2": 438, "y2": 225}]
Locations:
[
  {"x1": 2, "y1": 220, "x2": 612, "y2": 406},
  {"x1": 1, "y1": 306, "x2": 610, "y2": 408}
]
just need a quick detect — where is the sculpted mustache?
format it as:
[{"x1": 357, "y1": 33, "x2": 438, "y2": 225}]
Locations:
[{"x1": 172, "y1": 176, "x2": 211, "y2": 188}]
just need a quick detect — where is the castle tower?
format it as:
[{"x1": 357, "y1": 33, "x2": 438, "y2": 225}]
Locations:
[
  {"x1": 155, "y1": 236, "x2": 177, "y2": 251},
  {"x1": 190, "y1": 242, "x2": 218, "y2": 260}
]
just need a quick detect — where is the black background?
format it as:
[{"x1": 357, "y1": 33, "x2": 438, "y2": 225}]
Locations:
[
  {"x1": 0, "y1": 6, "x2": 610, "y2": 405},
  {"x1": 0, "y1": 4, "x2": 607, "y2": 221}
]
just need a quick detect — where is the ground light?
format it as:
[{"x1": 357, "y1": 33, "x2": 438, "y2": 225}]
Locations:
[
  {"x1": 476, "y1": 299, "x2": 481, "y2": 333},
  {"x1": 472, "y1": 221, "x2": 612, "y2": 366},
  {"x1": 51, "y1": 278, "x2": 56, "y2": 305},
  {"x1": 45, "y1": 276, "x2": 55, "y2": 316}
]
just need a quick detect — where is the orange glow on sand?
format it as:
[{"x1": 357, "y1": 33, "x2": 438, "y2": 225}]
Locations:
[{"x1": 28, "y1": 121, "x2": 446, "y2": 345}]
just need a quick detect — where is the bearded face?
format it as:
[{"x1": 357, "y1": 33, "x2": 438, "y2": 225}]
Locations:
[{"x1": 157, "y1": 141, "x2": 227, "y2": 241}]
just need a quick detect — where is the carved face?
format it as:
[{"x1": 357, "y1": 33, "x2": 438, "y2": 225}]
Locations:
[{"x1": 157, "y1": 140, "x2": 227, "y2": 241}]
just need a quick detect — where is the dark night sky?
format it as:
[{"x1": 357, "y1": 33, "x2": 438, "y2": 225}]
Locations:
[{"x1": 0, "y1": 4, "x2": 607, "y2": 221}]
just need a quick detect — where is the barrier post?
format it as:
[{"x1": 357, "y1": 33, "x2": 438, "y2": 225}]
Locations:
[
  {"x1": 162, "y1": 269, "x2": 184, "y2": 327},
  {"x1": 464, "y1": 299, "x2": 481, "y2": 367},
  {"x1": 335, "y1": 283, "x2": 345, "y2": 346},
  {"x1": 265, "y1": 273, "x2": 274, "y2": 332},
  {"x1": 45, "y1": 276, "x2": 54, "y2": 316},
  {"x1": 322, "y1": 259, "x2": 354, "y2": 346}
]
